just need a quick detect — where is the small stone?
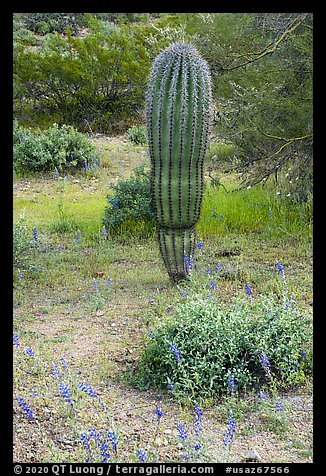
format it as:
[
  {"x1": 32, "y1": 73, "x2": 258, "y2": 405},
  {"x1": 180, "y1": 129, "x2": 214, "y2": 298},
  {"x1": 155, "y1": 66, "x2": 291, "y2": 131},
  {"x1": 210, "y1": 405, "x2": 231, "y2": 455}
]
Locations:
[{"x1": 244, "y1": 448, "x2": 261, "y2": 462}]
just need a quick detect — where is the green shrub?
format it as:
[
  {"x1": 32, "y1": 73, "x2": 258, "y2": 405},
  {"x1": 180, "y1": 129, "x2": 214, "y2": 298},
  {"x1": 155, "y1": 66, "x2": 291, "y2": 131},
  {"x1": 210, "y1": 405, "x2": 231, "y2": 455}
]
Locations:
[
  {"x1": 102, "y1": 165, "x2": 155, "y2": 237},
  {"x1": 138, "y1": 293, "x2": 312, "y2": 400},
  {"x1": 13, "y1": 123, "x2": 97, "y2": 173},
  {"x1": 127, "y1": 125, "x2": 148, "y2": 146}
]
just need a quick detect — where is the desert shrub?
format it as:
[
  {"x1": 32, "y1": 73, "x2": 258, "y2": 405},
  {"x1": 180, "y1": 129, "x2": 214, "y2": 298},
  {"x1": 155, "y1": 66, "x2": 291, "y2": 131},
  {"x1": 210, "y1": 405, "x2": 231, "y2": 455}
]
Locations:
[
  {"x1": 127, "y1": 125, "x2": 148, "y2": 146},
  {"x1": 102, "y1": 165, "x2": 155, "y2": 236},
  {"x1": 13, "y1": 123, "x2": 97, "y2": 173},
  {"x1": 138, "y1": 293, "x2": 312, "y2": 400}
]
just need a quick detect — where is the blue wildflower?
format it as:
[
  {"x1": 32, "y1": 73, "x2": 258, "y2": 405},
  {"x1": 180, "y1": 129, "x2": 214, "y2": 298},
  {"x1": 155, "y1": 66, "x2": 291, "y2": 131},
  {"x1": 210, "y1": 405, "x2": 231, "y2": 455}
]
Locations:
[
  {"x1": 276, "y1": 261, "x2": 285, "y2": 280},
  {"x1": 13, "y1": 334, "x2": 20, "y2": 347},
  {"x1": 276, "y1": 400, "x2": 283, "y2": 412},
  {"x1": 260, "y1": 352, "x2": 271, "y2": 375},
  {"x1": 78, "y1": 383, "x2": 98, "y2": 398},
  {"x1": 93, "y1": 280, "x2": 99, "y2": 292},
  {"x1": 209, "y1": 278, "x2": 216, "y2": 290},
  {"x1": 227, "y1": 373, "x2": 236, "y2": 395},
  {"x1": 177, "y1": 421, "x2": 187, "y2": 441},
  {"x1": 167, "y1": 379, "x2": 175, "y2": 392},
  {"x1": 170, "y1": 342, "x2": 182, "y2": 363},
  {"x1": 32, "y1": 227, "x2": 38, "y2": 242},
  {"x1": 59, "y1": 383, "x2": 74, "y2": 408},
  {"x1": 194, "y1": 403, "x2": 203, "y2": 435},
  {"x1": 108, "y1": 431, "x2": 118, "y2": 455},
  {"x1": 197, "y1": 241, "x2": 203, "y2": 249},
  {"x1": 17, "y1": 396, "x2": 35, "y2": 419},
  {"x1": 60, "y1": 355, "x2": 69, "y2": 371},
  {"x1": 245, "y1": 283, "x2": 252, "y2": 298},
  {"x1": 102, "y1": 227, "x2": 107, "y2": 240},
  {"x1": 223, "y1": 412, "x2": 236, "y2": 446},
  {"x1": 51, "y1": 363, "x2": 60, "y2": 376},
  {"x1": 25, "y1": 347, "x2": 35, "y2": 357},
  {"x1": 194, "y1": 444, "x2": 202, "y2": 451},
  {"x1": 155, "y1": 405, "x2": 164, "y2": 421},
  {"x1": 137, "y1": 448, "x2": 147, "y2": 463}
]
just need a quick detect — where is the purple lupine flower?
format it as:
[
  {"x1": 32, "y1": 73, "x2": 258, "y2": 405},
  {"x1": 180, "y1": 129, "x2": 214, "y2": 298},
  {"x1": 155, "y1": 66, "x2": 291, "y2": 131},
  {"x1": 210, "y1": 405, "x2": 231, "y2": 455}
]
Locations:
[
  {"x1": 276, "y1": 261, "x2": 285, "y2": 280},
  {"x1": 167, "y1": 378, "x2": 175, "y2": 392},
  {"x1": 93, "y1": 280, "x2": 99, "y2": 292},
  {"x1": 60, "y1": 355, "x2": 69, "y2": 371},
  {"x1": 245, "y1": 283, "x2": 252, "y2": 298},
  {"x1": 170, "y1": 342, "x2": 182, "y2": 363},
  {"x1": 276, "y1": 400, "x2": 283, "y2": 412},
  {"x1": 102, "y1": 227, "x2": 107, "y2": 240},
  {"x1": 51, "y1": 363, "x2": 60, "y2": 376},
  {"x1": 177, "y1": 421, "x2": 187, "y2": 441},
  {"x1": 59, "y1": 383, "x2": 74, "y2": 408},
  {"x1": 210, "y1": 278, "x2": 216, "y2": 290},
  {"x1": 223, "y1": 412, "x2": 236, "y2": 446},
  {"x1": 194, "y1": 444, "x2": 202, "y2": 451},
  {"x1": 138, "y1": 448, "x2": 147, "y2": 463},
  {"x1": 25, "y1": 347, "x2": 35, "y2": 356},
  {"x1": 155, "y1": 405, "x2": 164, "y2": 421},
  {"x1": 181, "y1": 290, "x2": 189, "y2": 297},
  {"x1": 81, "y1": 432, "x2": 93, "y2": 463},
  {"x1": 301, "y1": 349, "x2": 307, "y2": 357},
  {"x1": 78, "y1": 383, "x2": 98, "y2": 398},
  {"x1": 108, "y1": 431, "x2": 118, "y2": 455},
  {"x1": 228, "y1": 373, "x2": 236, "y2": 394},
  {"x1": 13, "y1": 334, "x2": 20, "y2": 347},
  {"x1": 106, "y1": 277, "x2": 111, "y2": 287},
  {"x1": 216, "y1": 262, "x2": 222, "y2": 271},
  {"x1": 17, "y1": 396, "x2": 35, "y2": 419},
  {"x1": 32, "y1": 227, "x2": 38, "y2": 242},
  {"x1": 260, "y1": 352, "x2": 271, "y2": 375},
  {"x1": 197, "y1": 241, "x2": 203, "y2": 249},
  {"x1": 194, "y1": 403, "x2": 203, "y2": 436}
]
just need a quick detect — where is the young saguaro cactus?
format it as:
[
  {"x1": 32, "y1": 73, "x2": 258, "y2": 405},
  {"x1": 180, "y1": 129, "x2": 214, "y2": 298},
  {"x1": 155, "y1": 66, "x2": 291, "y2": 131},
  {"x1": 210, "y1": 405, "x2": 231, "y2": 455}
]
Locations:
[{"x1": 146, "y1": 42, "x2": 212, "y2": 281}]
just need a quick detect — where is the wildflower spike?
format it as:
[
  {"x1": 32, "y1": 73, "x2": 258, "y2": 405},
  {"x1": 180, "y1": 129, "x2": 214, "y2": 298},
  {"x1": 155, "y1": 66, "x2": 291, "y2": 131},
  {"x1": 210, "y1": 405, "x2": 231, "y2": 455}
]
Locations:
[{"x1": 146, "y1": 43, "x2": 212, "y2": 281}]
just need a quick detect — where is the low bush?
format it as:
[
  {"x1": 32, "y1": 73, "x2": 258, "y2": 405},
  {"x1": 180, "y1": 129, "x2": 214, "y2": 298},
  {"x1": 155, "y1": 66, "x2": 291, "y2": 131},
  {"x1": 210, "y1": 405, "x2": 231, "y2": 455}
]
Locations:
[
  {"x1": 138, "y1": 292, "x2": 312, "y2": 400},
  {"x1": 102, "y1": 165, "x2": 155, "y2": 237},
  {"x1": 13, "y1": 123, "x2": 98, "y2": 173},
  {"x1": 127, "y1": 125, "x2": 148, "y2": 146}
]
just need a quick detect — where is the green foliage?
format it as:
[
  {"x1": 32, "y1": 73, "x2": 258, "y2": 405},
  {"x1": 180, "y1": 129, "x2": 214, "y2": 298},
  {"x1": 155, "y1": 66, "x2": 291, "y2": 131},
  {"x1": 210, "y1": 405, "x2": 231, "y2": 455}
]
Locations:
[
  {"x1": 13, "y1": 18, "x2": 156, "y2": 133},
  {"x1": 138, "y1": 293, "x2": 312, "y2": 400},
  {"x1": 20, "y1": 13, "x2": 87, "y2": 35},
  {"x1": 127, "y1": 125, "x2": 148, "y2": 146},
  {"x1": 102, "y1": 165, "x2": 155, "y2": 237},
  {"x1": 13, "y1": 123, "x2": 97, "y2": 173},
  {"x1": 181, "y1": 13, "x2": 313, "y2": 199}
]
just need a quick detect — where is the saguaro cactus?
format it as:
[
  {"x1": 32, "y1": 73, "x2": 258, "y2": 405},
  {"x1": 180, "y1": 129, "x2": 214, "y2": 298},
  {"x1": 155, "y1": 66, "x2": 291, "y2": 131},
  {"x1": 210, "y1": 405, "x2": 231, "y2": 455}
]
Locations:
[{"x1": 146, "y1": 42, "x2": 212, "y2": 281}]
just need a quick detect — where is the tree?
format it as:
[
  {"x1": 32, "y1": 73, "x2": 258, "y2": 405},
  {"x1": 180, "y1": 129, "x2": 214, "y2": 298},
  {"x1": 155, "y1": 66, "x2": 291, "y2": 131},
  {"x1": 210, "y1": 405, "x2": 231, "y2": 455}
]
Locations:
[
  {"x1": 183, "y1": 13, "x2": 313, "y2": 200},
  {"x1": 13, "y1": 18, "x2": 155, "y2": 133}
]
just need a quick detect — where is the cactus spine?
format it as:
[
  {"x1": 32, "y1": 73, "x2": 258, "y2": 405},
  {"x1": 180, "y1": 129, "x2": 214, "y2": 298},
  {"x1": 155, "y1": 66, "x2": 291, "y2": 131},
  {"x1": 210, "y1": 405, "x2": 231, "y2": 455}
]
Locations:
[{"x1": 146, "y1": 42, "x2": 212, "y2": 281}]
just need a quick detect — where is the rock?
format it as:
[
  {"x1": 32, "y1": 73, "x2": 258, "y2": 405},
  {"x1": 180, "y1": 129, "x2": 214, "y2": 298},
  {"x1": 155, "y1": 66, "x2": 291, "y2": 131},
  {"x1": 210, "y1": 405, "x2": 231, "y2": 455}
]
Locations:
[{"x1": 243, "y1": 448, "x2": 261, "y2": 463}]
